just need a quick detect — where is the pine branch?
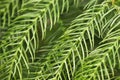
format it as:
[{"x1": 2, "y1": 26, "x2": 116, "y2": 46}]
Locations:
[
  {"x1": 0, "y1": 0, "x2": 72, "y2": 79},
  {"x1": 26, "y1": 1, "x2": 112, "y2": 80},
  {"x1": 74, "y1": 7, "x2": 120, "y2": 80},
  {"x1": 0, "y1": 0, "x2": 23, "y2": 28}
]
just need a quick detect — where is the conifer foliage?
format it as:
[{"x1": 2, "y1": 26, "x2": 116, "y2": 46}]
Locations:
[{"x1": 0, "y1": 0, "x2": 120, "y2": 80}]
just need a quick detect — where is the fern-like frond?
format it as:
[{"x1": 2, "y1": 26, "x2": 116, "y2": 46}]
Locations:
[
  {"x1": 25, "y1": 1, "x2": 113, "y2": 80},
  {"x1": 1, "y1": 0, "x2": 119, "y2": 80},
  {"x1": 0, "y1": 0, "x2": 23, "y2": 28},
  {"x1": 0, "y1": 0, "x2": 72, "y2": 79},
  {"x1": 84, "y1": 0, "x2": 104, "y2": 9},
  {"x1": 74, "y1": 7, "x2": 120, "y2": 80}
]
